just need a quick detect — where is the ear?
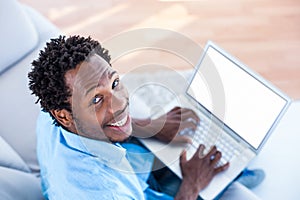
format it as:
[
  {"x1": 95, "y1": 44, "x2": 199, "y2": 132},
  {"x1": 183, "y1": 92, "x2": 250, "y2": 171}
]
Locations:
[{"x1": 50, "y1": 109, "x2": 76, "y2": 131}]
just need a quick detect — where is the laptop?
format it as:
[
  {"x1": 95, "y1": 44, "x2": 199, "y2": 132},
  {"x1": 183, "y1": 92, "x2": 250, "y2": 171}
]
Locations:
[{"x1": 139, "y1": 41, "x2": 292, "y2": 199}]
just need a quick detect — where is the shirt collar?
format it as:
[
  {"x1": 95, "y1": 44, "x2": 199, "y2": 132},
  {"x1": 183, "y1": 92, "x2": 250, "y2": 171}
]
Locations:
[{"x1": 60, "y1": 127, "x2": 126, "y2": 164}]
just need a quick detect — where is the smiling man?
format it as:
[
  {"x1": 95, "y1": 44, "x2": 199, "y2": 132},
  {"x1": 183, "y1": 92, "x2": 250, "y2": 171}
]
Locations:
[
  {"x1": 28, "y1": 35, "x2": 230, "y2": 200},
  {"x1": 62, "y1": 53, "x2": 132, "y2": 142}
]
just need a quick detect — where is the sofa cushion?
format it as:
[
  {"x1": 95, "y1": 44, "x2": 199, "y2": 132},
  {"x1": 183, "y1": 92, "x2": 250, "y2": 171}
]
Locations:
[
  {"x1": 0, "y1": 0, "x2": 38, "y2": 74},
  {"x1": 0, "y1": 1, "x2": 60, "y2": 174},
  {"x1": 0, "y1": 136, "x2": 30, "y2": 173},
  {"x1": 0, "y1": 166, "x2": 43, "y2": 200},
  {"x1": 0, "y1": 45, "x2": 42, "y2": 174}
]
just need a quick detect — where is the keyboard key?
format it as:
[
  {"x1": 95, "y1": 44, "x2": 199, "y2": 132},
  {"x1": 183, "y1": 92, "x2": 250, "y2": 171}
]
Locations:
[{"x1": 180, "y1": 119, "x2": 242, "y2": 166}]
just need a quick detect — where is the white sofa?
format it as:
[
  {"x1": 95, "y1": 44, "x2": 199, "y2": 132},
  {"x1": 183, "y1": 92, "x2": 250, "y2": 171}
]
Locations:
[{"x1": 0, "y1": 0, "x2": 59, "y2": 199}]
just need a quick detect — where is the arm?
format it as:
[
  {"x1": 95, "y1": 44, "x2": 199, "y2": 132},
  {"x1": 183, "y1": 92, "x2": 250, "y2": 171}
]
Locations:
[
  {"x1": 175, "y1": 145, "x2": 230, "y2": 200},
  {"x1": 131, "y1": 107, "x2": 200, "y2": 143},
  {"x1": 132, "y1": 107, "x2": 229, "y2": 199}
]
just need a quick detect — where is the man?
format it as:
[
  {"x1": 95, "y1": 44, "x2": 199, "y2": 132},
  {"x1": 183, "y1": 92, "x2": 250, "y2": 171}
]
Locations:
[{"x1": 28, "y1": 35, "x2": 260, "y2": 199}]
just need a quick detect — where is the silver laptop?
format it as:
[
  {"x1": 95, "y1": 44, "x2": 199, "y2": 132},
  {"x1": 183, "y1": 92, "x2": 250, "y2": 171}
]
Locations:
[{"x1": 139, "y1": 41, "x2": 291, "y2": 199}]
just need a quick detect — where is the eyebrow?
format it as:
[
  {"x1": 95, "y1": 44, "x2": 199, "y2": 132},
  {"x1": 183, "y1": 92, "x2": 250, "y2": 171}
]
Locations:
[
  {"x1": 85, "y1": 70, "x2": 117, "y2": 96},
  {"x1": 108, "y1": 71, "x2": 117, "y2": 79}
]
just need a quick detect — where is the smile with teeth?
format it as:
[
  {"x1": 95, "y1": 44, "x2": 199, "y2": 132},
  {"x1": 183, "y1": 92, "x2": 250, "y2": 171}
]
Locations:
[{"x1": 108, "y1": 115, "x2": 128, "y2": 127}]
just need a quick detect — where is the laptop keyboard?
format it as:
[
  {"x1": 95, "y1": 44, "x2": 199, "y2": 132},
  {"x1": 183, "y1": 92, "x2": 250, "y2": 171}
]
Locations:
[{"x1": 181, "y1": 120, "x2": 242, "y2": 167}]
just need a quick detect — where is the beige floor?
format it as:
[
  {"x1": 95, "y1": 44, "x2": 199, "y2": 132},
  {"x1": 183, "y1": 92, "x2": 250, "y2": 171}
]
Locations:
[{"x1": 21, "y1": 0, "x2": 300, "y2": 100}]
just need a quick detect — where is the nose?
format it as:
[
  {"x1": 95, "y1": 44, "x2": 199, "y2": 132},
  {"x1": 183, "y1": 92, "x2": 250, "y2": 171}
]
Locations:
[{"x1": 106, "y1": 91, "x2": 127, "y2": 115}]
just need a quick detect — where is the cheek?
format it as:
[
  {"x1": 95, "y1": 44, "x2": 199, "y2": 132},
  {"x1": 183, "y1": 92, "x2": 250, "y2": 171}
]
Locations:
[
  {"x1": 112, "y1": 87, "x2": 129, "y2": 108},
  {"x1": 94, "y1": 107, "x2": 105, "y2": 122},
  {"x1": 90, "y1": 109, "x2": 107, "y2": 133},
  {"x1": 117, "y1": 83, "x2": 129, "y2": 98},
  {"x1": 73, "y1": 110, "x2": 106, "y2": 138}
]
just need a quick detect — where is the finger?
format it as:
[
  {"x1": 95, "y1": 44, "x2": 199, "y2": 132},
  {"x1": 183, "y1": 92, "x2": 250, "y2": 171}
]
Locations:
[
  {"x1": 206, "y1": 146, "x2": 217, "y2": 158},
  {"x1": 179, "y1": 107, "x2": 194, "y2": 114},
  {"x1": 170, "y1": 106, "x2": 182, "y2": 113},
  {"x1": 178, "y1": 121, "x2": 198, "y2": 132},
  {"x1": 195, "y1": 144, "x2": 205, "y2": 158},
  {"x1": 180, "y1": 150, "x2": 187, "y2": 165},
  {"x1": 168, "y1": 108, "x2": 198, "y2": 122},
  {"x1": 214, "y1": 162, "x2": 230, "y2": 174},
  {"x1": 210, "y1": 151, "x2": 222, "y2": 166},
  {"x1": 170, "y1": 107, "x2": 190, "y2": 117},
  {"x1": 181, "y1": 110, "x2": 200, "y2": 123},
  {"x1": 173, "y1": 135, "x2": 193, "y2": 144},
  {"x1": 166, "y1": 112, "x2": 182, "y2": 121}
]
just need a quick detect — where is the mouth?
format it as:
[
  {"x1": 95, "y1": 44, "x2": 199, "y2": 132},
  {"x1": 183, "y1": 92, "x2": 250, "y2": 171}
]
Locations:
[
  {"x1": 107, "y1": 114, "x2": 128, "y2": 127},
  {"x1": 104, "y1": 102, "x2": 131, "y2": 133},
  {"x1": 105, "y1": 114, "x2": 132, "y2": 136}
]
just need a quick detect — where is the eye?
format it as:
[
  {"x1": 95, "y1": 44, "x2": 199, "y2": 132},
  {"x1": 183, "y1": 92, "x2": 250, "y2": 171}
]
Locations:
[
  {"x1": 112, "y1": 78, "x2": 119, "y2": 89},
  {"x1": 92, "y1": 95, "x2": 102, "y2": 105}
]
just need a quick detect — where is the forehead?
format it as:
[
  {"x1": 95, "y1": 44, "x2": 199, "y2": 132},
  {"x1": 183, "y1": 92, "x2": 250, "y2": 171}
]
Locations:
[
  {"x1": 78, "y1": 54, "x2": 112, "y2": 79},
  {"x1": 65, "y1": 54, "x2": 114, "y2": 93}
]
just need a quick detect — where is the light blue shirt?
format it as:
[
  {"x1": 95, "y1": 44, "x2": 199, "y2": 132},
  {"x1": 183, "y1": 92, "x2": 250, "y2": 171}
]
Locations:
[{"x1": 36, "y1": 111, "x2": 173, "y2": 199}]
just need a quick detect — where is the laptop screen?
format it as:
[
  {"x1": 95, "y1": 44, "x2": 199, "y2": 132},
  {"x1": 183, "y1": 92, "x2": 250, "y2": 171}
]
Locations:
[{"x1": 187, "y1": 44, "x2": 288, "y2": 150}]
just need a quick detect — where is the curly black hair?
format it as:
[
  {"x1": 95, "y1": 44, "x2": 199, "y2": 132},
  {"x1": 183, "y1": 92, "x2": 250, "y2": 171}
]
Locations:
[{"x1": 28, "y1": 35, "x2": 111, "y2": 124}]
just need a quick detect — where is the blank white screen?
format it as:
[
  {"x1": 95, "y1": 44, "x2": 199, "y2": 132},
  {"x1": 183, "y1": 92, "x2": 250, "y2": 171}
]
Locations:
[{"x1": 187, "y1": 46, "x2": 287, "y2": 149}]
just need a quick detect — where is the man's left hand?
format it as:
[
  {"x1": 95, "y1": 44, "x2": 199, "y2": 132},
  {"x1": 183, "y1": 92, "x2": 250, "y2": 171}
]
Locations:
[{"x1": 132, "y1": 106, "x2": 199, "y2": 143}]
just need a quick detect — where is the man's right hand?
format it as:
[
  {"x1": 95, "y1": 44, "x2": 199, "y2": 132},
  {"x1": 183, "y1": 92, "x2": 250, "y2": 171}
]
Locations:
[{"x1": 175, "y1": 144, "x2": 229, "y2": 200}]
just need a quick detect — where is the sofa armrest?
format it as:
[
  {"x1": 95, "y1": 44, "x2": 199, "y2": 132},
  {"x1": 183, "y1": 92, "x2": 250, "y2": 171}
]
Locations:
[{"x1": 0, "y1": 166, "x2": 43, "y2": 200}]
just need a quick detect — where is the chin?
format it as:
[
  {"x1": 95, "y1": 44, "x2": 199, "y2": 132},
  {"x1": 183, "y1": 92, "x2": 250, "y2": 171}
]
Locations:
[
  {"x1": 108, "y1": 129, "x2": 132, "y2": 142},
  {"x1": 109, "y1": 135, "x2": 131, "y2": 143},
  {"x1": 106, "y1": 130, "x2": 133, "y2": 143}
]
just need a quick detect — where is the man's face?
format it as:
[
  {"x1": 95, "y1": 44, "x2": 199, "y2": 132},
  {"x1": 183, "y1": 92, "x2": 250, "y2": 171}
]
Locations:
[{"x1": 65, "y1": 54, "x2": 132, "y2": 142}]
